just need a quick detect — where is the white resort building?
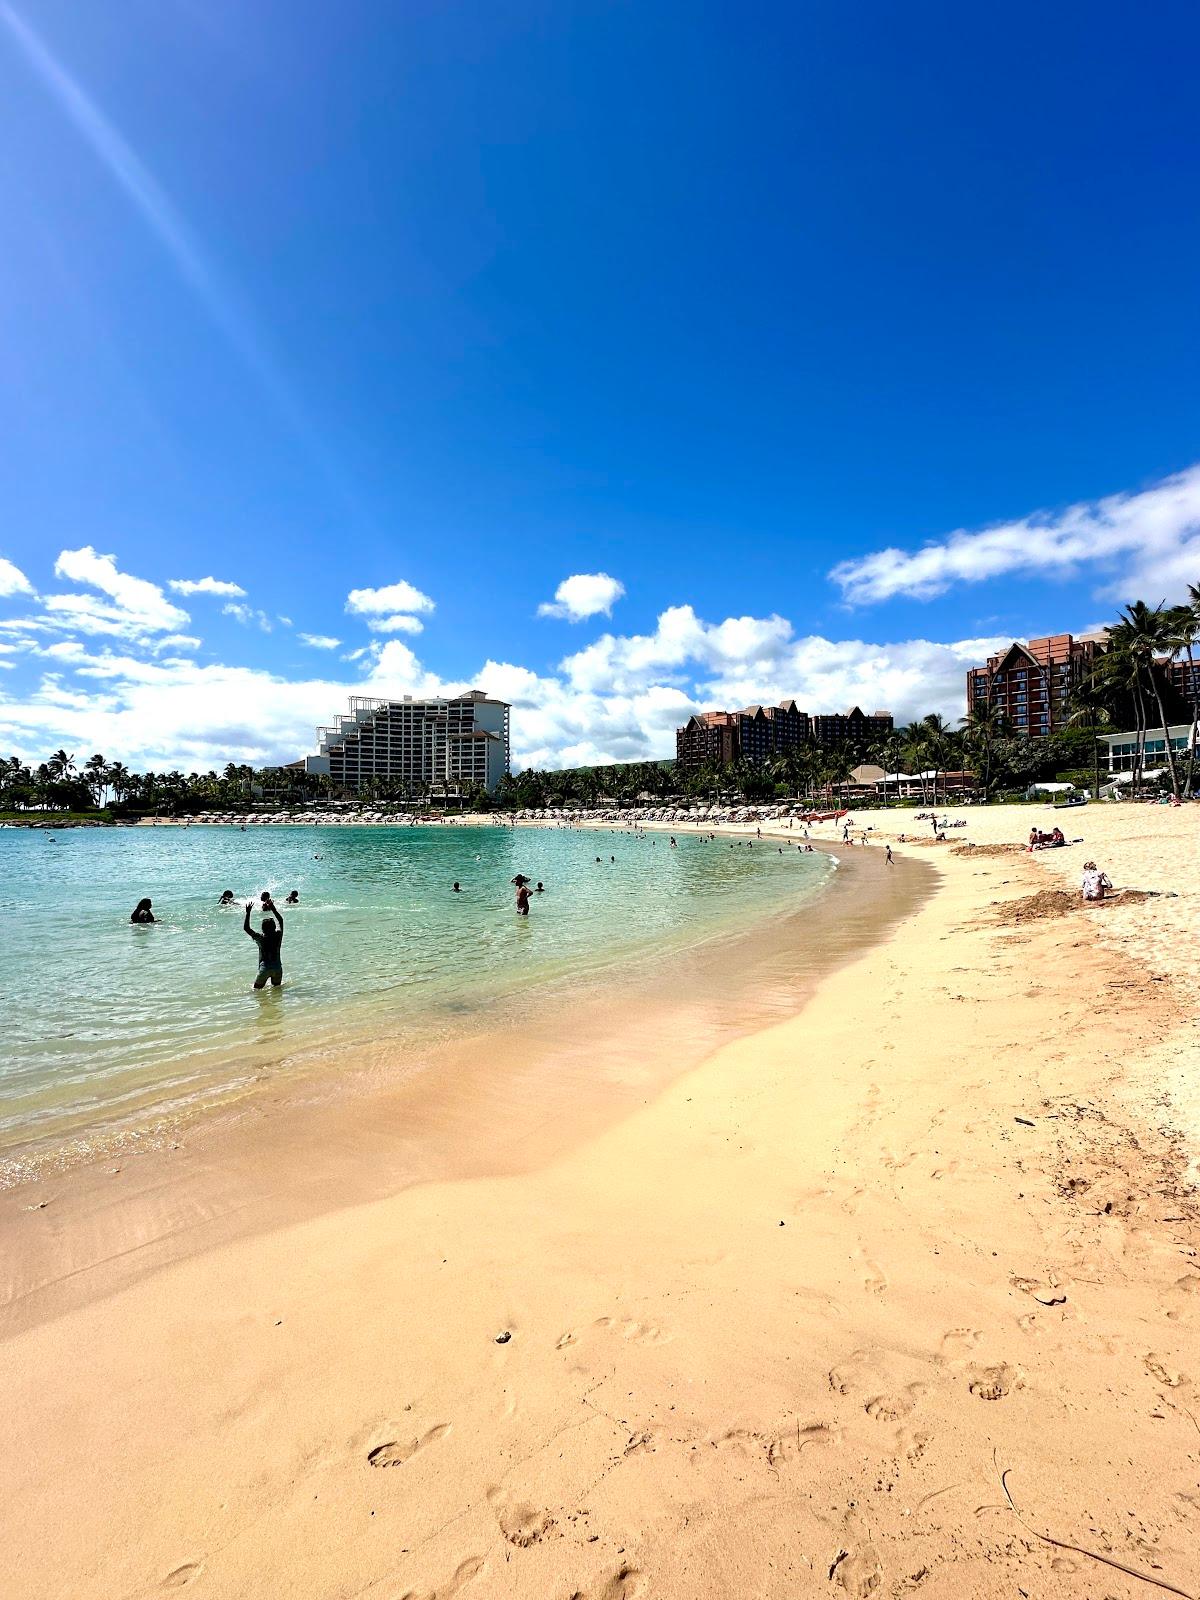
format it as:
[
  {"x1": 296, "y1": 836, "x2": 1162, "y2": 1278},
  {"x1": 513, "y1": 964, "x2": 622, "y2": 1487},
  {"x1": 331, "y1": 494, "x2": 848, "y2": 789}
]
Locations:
[
  {"x1": 1099, "y1": 723, "x2": 1196, "y2": 776},
  {"x1": 304, "y1": 691, "x2": 511, "y2": 795}
]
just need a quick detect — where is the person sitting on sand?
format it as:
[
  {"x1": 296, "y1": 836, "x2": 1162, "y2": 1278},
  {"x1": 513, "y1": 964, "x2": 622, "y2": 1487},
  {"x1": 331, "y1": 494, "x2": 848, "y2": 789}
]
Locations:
[
  {"x1": 130, "y1": 897, "x2": 155, "y2": 923},
  {"x1": 284, "y1": 889, "x2": 299, "y2": 905},
  {"x1": 244, "y1": 896, "x2": 284, "y2": 989},
  {"x1": 515, "y1": 883, "x2": 530, "y2": 916},
  {"x1": 1081, "y1": 861, "x2": 1112, "y2": 902},
  {"x1": 1050, "y1": 827, "x2": 1066, "y2": 848},
  {"x1": 219, "y1": 889, "x2": 235, "y2": 905}
]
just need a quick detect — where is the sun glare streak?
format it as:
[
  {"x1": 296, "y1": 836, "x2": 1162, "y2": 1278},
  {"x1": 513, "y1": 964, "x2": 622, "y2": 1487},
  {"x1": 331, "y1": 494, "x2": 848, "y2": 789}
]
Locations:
[{"x1": 0, "y1": 1, "x2": 359, "y2": 505}]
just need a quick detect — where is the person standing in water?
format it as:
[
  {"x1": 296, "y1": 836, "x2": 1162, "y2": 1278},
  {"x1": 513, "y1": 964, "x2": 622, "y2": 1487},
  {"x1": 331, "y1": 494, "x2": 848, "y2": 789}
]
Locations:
[
  {"x1": 515, "y1": 882, "x2": 530, "y2": 916},
  {"x1": 244, "y1": 896, "x2": 284, "y2": 989},
  {"x1": 130, "y1": 898, "x2": 155, "y2": 923}
]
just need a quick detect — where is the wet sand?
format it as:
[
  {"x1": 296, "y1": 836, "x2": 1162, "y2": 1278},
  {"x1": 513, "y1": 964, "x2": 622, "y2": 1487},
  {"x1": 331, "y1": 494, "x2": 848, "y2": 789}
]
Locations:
[{"x1": 1, "y1": 805, "x2": 1198, "y2": 1599}]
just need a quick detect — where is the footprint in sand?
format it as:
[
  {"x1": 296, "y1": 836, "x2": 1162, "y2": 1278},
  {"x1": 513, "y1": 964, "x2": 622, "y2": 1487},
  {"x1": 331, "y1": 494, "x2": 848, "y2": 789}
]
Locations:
[
  {"x1": 865, "y1": 1383, "x2": 926, "y2": 1422},
  {"x1": 893, "y1": 1427, "x2": 931, "y2": 1463},
  {"x1": 368, "y1": 1423, "x2": 451, "y2": 1468},
  {"x1": 594, "y1": 1316, "x2": 672, "y2": 1345},
  {"x1": 829, "y1": 1350, "x2": 880, "y2": 1396},
  {"x1": 854, "y1": 1251, "x2": 888, "y2": 1295},
  {"x1": 556, "y1": 1331, "x2": 579, "y2": 1349},
  {"x1": 487, "y1": 1487, "x2": 556, "y2": 1548},
  {"x1": 1166, "y1": 1273, "x2": 1200, "y2": 1321},
  {"x1": 829, "y1": 1543, "x2": 883, "y2": 1596},
  {"x1": 161, "y1": 1565, "x2": 203, "y2": 1589},
  {"x1": 398, "y1": 1555, "x2": 487, "y2": 1600},
  {"x1": 767, "y1": 1422, "x2": 843, "y2": 1465},
  {"x1": 938, "y1": 1328, "x2": 981, "y2": 1361},
  {"x1": 587, "y1": 1563, "x2": 645, "y2": 1599},
  {"x1": 966, "y1": 1363, "x2": 1021, "y2": 1401},
  {"x1": 1144, "y1": 1353, "x2": 1188, "y2": 1388}
]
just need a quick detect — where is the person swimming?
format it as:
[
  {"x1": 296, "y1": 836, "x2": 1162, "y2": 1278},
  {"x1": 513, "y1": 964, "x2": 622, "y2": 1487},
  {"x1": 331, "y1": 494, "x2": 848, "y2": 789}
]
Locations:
[
  {"x1": 130, "y1": 897, "x2": 155, "y2": 923},
  {"x1": 535, "y1": 881, "x2": 544, "y2": 892},
  {"x1": 284, "y1": 890, "x2": 299, "y2": 905},
  {"x1": 452, "y1": 881, "x2": 461, "y2": 892},
  {"x1": 244, "y1": 896, "x2": 284, "y2": 989},
  {"x1": 219, "y1": 889, "x2": 235, "y2": 905}
]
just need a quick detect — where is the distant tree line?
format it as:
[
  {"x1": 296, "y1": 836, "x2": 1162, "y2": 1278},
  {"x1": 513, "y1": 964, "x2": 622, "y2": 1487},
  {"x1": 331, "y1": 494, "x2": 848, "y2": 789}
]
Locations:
[{"x1": 5, "y1": 594, "x2": 1197, "y2": 815}]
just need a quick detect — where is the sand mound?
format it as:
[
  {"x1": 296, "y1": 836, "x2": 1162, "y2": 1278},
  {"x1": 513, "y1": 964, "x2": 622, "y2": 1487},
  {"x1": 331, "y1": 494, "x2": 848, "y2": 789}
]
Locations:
[{"x1": 998, "y1": 886, "x2": 1161, "y2": 925}]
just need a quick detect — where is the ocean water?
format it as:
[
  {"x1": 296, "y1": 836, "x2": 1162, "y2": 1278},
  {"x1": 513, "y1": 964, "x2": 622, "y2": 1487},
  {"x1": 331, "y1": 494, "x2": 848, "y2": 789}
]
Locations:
[{"x1": 0, "y1": 823, "x2": 831, "y2": 1154}]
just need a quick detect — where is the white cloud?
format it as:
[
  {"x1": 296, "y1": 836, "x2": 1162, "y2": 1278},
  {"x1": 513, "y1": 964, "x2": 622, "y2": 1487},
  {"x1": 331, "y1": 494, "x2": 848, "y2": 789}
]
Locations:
[
  {"x1": 48, "y1": 547, "x2": 190, "y2": 638},
  {"x1": 298, "y1": 633, "x2": 341, "y2": 650},
  {"x1": 346, "y1": 580, "x2": 435, "y2": 618},
  {"x1": 831, "y1": 463, "x2": 1200, "y2": 605},
  {"x1": 0, "y1": 557, "x2": 35, "y2": 598},
  {"x1": 366, "y1": 614, "x2": 424, "y2": 635},
  {"x1": 223, "y1": 602, "x2": 273, "y2": 631},
  {"x1": 538, "y1": 571, "x2": 625, "y2": 621},
  {"x1": 0, "y1": 590, "x2": 1004, "y2": 773},
  {"x1": 168, "y1": 576, "x2": 246, "y2": 597}
]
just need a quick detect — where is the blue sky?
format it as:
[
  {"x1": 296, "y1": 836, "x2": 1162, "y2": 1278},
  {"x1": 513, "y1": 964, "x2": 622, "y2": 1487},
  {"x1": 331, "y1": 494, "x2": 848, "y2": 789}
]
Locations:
[{"x1": 2, "y1": 0, "x2": 1199, "y2": 768}]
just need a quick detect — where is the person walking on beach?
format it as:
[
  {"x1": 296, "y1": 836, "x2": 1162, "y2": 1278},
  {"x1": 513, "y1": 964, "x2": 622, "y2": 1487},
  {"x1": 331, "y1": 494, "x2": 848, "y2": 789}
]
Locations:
[
  {"x1": 244, "y1": 896, "x2": 284, "y2": 989},
  {"x1": 885, "y1": 844, "x2": 894, "y2": 866}
]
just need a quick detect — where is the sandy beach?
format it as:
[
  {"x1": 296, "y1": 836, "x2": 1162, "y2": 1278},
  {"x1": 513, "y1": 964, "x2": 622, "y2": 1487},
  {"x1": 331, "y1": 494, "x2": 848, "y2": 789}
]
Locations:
[{"x1": 2, "y1": 803, "x2": 1198, "y2": 1599}]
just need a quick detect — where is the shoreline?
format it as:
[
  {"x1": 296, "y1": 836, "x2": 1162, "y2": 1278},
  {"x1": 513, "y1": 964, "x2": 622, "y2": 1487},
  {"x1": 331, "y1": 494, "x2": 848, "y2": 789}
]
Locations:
[
  {"x1": 0, "y1": 819, "x2": 835, "y2": 1179},
  {"x1": 2, "y1": 804, "x2": 1198, "y2": 1597},
  {"x1": 1, "y1": 829, "x2": 924, "y2": 1338}
]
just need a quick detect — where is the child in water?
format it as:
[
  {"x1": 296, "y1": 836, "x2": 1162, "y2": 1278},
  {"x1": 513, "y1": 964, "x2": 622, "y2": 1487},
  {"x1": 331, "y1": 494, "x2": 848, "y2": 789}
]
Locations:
[
  {"x1": 244, "y1": 896, "x2": 284, "y2": 989},
  {"x1": 130, "y1": 898, "x2": 155, "y2": 923}
]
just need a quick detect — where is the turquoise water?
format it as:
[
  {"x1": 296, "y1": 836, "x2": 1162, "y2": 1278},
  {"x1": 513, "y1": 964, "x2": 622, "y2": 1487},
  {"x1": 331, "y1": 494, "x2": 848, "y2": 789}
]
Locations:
[{"x1": 0, "y1": 823, "x2": 830, "y2": 1153}]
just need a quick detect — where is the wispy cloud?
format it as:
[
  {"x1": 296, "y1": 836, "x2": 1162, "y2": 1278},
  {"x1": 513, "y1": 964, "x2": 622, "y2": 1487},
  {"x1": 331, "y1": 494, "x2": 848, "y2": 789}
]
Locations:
[
  {"x1": 50, "y1": 546, "x2": 189, "y2": 638},
  {"x1": 223, "y1": 602, "x2": 273, "y2": 631},
  {"x1": 830, "y1": 463, "x2": 1200, "y2": 606},
  {"x1": 168, "y1": 576, "x2": 246, "y2": 598},
  {"x1": 298, "y1": 633, "x2": 341, "y2": 650}
]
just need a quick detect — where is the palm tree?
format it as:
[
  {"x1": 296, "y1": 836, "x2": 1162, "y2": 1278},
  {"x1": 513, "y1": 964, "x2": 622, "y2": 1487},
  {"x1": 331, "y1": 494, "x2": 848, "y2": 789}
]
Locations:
[
  {"x1": 46, "y1": 748, "x2": 75, "y2": 782},
  {"x1": 1174, "y1": 586, "x2": 1200, "y2": 796},
  {"x1": 83, "y1": 753, "x2": 109, "y2": 808},
  {"x1": 106, "y1": 762, "x2": 132, "y2": 803},
  {"x1": 1108, "y1": 602, "x2": 1180, "y2": 799},
  {"x1": 960, "y1": 702, "x2": 1003, "y2": 798},
  {"x1": 898, "y1": 722, "x2": 929, "y2": 802},
  {"x1": 1065, "y1": 677, "x2": 1111, "y2": 801}
]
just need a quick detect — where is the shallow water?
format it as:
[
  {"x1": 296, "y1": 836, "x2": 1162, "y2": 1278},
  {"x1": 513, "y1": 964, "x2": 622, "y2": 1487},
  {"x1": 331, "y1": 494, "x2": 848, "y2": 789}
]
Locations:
[{"x1": 0, "y1": 823, "x2": 830, "y2": 1152}]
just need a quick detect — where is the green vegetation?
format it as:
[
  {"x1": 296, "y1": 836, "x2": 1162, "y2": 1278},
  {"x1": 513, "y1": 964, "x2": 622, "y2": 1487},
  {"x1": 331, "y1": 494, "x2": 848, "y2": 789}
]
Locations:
[{"x1": 4, "y1": 591, "x2": 1197, "y2": 814}]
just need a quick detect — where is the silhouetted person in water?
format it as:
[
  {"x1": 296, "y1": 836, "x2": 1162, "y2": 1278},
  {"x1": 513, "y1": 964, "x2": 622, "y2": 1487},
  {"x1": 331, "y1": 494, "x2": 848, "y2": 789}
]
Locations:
[
  {"x1": 219, "y1": 889, "x2": 235, "y2": 905},
  {"x1": 244, "y1": 896, "x2": 284, "y2": 989},
  {"x1": 284, "y1": 889, "x2": 299, "y2": 905},
  {"x1": 452, "y1": 881, "x2": 461, "y2": 892},
  {"x1": 130, "y1": 897, "x2": 155, "y2": 923},
  {"x1": 516, "y1": 883, "x2": 530, "y2": 916}
]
